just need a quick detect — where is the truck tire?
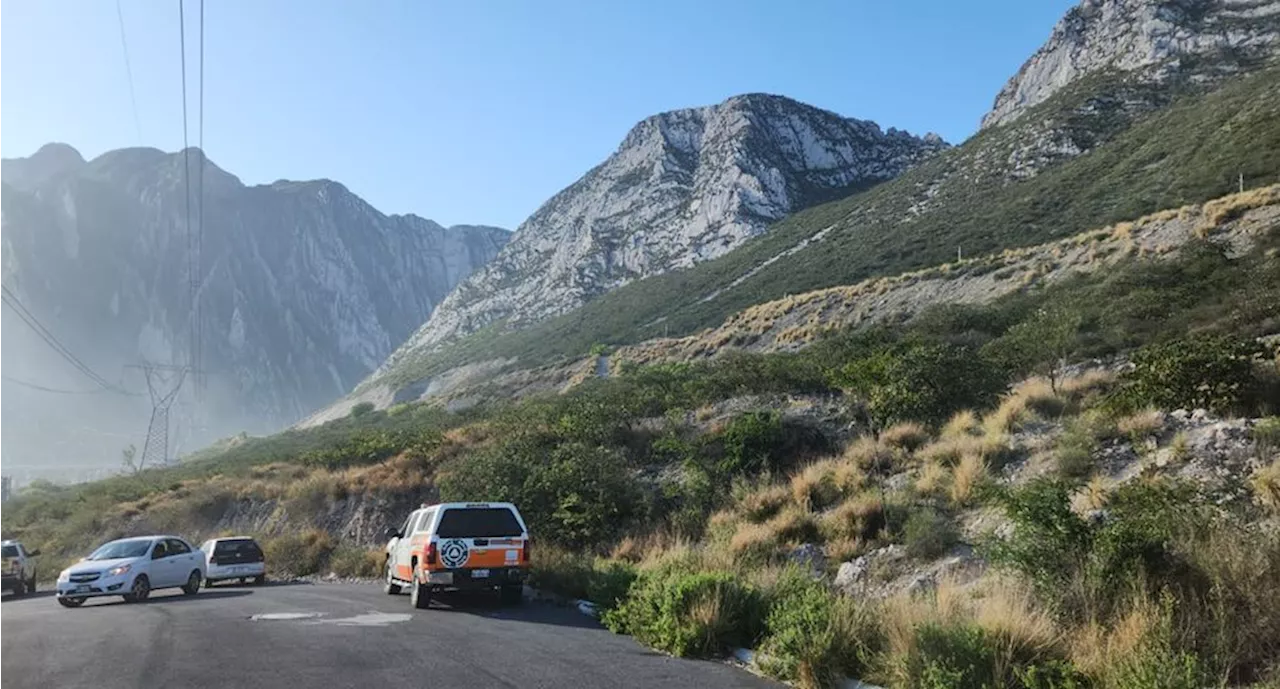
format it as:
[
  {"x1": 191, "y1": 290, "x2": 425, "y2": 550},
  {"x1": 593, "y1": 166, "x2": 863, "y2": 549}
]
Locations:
[
  {"x1": 384, "y1": 562, "x2": 402, "y2": 595},
  {"x1": 11, "y1": 578, "x2": 25, "y2": 597},
  {"x1": 26, "y1": 575, "x2": 36, "y2": 594},
  {"x1": 410, "y1": 572, "x2": 432, "y2": 610}
]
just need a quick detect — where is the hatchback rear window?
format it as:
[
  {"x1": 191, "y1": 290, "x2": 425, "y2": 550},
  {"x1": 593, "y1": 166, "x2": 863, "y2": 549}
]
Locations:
[
  {"x1": 214, "y1": 539, "x2": 262, "y2": 557},
  {"x1": 436, "y1": 508, "x2": 522, "y2": 538}
]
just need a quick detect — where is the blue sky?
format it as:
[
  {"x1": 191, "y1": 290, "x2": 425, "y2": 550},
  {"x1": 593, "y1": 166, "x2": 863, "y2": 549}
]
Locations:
[{"x1": 2, "y1": 0, "x2": 1075, "y2": 229}]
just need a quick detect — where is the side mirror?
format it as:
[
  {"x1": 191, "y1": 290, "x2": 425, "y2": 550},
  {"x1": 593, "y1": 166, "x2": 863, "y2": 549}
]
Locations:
[
  {"x1": 27, "y1": 549, "x2": 41, "y2": 557},
  {"x1": 384, "y1": 527, "x2": 401, "y2": 540}
]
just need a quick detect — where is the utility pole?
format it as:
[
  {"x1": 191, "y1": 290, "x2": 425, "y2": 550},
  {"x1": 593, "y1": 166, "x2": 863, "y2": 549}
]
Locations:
[
  {"x1": 1239, "y1": 173, "x2": 1245, "y2": 194},
  {"x1": 127, "y1": 362, "x2": 194, "y2": 470}
]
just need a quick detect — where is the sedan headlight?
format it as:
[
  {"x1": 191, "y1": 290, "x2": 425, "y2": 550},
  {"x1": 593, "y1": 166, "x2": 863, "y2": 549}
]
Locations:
[
  {"x1": 57, "y1": 569, "x2": 70, "y2": 583},
  {"x1": 106, "y1": 564, "x2": 132, "y2": 577}
]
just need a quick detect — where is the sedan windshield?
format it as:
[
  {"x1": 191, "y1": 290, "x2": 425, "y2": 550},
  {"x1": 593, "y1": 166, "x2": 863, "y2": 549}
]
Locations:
[{"x1": 87, "y1": 540, "x2": 152, "y2": 560}]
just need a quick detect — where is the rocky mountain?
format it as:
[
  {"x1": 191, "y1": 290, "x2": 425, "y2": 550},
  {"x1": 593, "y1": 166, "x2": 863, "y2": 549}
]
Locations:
[
  {"x1": 982, "y1": 0, "x2": 1280, "y2": 129},
  {"x1": 349, "y1": 0, "x2": 1280, "y2": 413},
  {"x1": 1, "y1": 143, "x2": 507, "y2": 478},
  {"x1": 378, "y1": 94, "x2": 946, "y2": 373}
]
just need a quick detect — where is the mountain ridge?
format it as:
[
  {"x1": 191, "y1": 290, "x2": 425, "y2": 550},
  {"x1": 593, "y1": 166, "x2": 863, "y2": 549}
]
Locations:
[{"x1": 376, "y1": 92, "x2": 947, "y2": 377}]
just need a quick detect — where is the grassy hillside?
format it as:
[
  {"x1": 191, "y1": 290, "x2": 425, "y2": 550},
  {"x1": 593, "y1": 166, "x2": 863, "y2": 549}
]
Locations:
[
  {"x1": 5, "y1": 200, "x2": 1279, "y2": 687},
  {"x1": 377, "y1": 65, "x2": 1280, "y2": 389}
]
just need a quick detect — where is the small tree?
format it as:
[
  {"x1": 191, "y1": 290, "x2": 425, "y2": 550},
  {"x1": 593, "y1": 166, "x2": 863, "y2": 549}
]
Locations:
[
  {"x1": 349, "y1": 401, "x2": 376, "y2": 418},
  {"x1": 984, "y1": 306, "x2": 1083, "y2": 393},
  {"x1": 832, "y1": 338, "x2": 1004, "y2": 430},
  {"x1": 121, "y1": 444, "x2": 140, "y2": 475}
]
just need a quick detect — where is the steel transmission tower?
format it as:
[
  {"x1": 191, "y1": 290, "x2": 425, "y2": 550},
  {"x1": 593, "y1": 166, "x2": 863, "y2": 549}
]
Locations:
[{"x1": 129, "y1": 363, "x2": 191, "y2": 470}]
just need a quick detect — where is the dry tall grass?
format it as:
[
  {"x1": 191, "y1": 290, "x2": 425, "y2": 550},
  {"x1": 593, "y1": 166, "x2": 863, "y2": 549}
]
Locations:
[
  {"x1": 950, "y1": 453, "x2": 987, "y2": 507},
  {"x1": 881, "y1": 422, "x2": 931, "y2": 451},
  {"x1": 1252, "y1": 459, "x2": 1280, "y2": 515}
]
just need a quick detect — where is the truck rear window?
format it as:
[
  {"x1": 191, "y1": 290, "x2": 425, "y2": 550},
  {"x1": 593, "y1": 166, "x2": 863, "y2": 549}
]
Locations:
[
  {"x1": 436, "y1": 508, "x2": 523, "y2": 538},
  {"x1": 1, "y1": 545, "x2": 18, "y2": 558}
]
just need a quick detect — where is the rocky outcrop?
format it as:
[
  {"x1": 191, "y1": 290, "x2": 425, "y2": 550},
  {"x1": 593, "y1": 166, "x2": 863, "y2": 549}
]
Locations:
[
  {"x1": 982, "y1": 0, "x2": 1280, "y2": 129},
  {"x1": 1, "y1": 143, "x2": 508, "y2": 477},
  {"x1": 376, "y1": 95, "x2": 946, "y2": 375}
]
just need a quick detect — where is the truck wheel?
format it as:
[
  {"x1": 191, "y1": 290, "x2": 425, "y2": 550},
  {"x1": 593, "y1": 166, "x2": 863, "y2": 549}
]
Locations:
[
  {"x1": 26, "y1": 575, "x2": 36, "y2": 594},
  {"x1": 384, "y1": 562, "x2": 402, "y2": 595},
  {"x1": 253, "y1": 575, "x2": 266, "y2": 586},
  {"x1": 410, "y1": 572, "x2": 432, "y2": 610},
  {"x1": 11, "y1": 578, "x2": 25, "y2": 597}
]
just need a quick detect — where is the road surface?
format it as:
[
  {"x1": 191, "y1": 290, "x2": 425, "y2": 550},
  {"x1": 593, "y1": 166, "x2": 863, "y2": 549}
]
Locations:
[{"x1": 2, "y1": 581, "x2": 780, "y2": 689}]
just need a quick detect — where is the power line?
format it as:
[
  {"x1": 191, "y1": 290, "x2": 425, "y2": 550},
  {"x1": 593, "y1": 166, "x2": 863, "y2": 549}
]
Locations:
[
  {"x1": 179, "y1": 0, "x2": 196, "y2": 381},
  {"x1": 115, "y1": 0, "x2": 143, "y2": 144},
  {"x1": 1, "y1": 375, "x2": 110, "y2": 395},
  {"x1": 0, "y1": 286, "x2": 139, "y2": 395},
  {"x1": 196, "y1": 0, "x2": 206, "y2": 398}
]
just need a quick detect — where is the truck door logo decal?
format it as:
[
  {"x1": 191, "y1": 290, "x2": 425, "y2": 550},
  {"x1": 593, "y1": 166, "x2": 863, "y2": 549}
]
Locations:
[{"x1": 440, "y1": 539, "x2": 469, "y2": 568}]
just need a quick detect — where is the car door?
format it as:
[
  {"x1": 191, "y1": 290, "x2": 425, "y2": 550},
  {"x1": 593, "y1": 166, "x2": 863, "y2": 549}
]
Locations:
[
  {"x1": 166, "y1": 539, "x2": 198, "y2": 584},
  {"x1": 392, "y1": 510, "x2": 420, "y2": 580},
  {"x1": 149, "y1": 540, "x2": 176, "y2": 586}
]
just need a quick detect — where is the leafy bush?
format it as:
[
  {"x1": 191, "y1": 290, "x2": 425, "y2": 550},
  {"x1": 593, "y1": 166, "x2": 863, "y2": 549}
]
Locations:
[
  {"x1": 1114, "y1": 334, "x2": 1267, "y2": 414},
  {"x1": 904, "y1": 508, "x2": 959, "y2": 560},
  {"x1": 718, "y1": 411, "x2": 787, "y2": 476},
  {"x1": 832, "y1": 338, "x2": 1005, "y2": 429},
  {"x1": 349, "y1": 401, "x2": 376, "y2": 418},
  {"x1": 328, "y1": 544, "x2": 382, "y2": 578},
  {"x1": 586, "y1": 559, "x2": 638, "y2": 611},
  {"x1": 263, "y1": 529, "x2": 334, "y2": 577},
  {"x1": 602, "y1": 564, "x2": 761, "y2": 657},
  {"x1": 439, "y1": 437, "x2": 639, "y2": 548},
  {"x1": 757, "y1": 570, "x2": 877, "y2": 688}
]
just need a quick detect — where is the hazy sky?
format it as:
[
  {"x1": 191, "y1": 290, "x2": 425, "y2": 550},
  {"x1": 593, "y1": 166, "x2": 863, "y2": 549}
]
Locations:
[{"x1": 2, "y1": 0, "x2": 1074, "y2": 229}]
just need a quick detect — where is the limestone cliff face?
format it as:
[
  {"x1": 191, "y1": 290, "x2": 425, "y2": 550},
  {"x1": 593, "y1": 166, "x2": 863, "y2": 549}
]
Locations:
[
  {"x1": 1, "y1": 143, "x2": 507, "y2": 476},
  {"x1": 378, "y1": 94, "x2": 946, "y2": 374},
  {"x1": 982, "y1": 0, "x2": 1280, "y2": 129}
]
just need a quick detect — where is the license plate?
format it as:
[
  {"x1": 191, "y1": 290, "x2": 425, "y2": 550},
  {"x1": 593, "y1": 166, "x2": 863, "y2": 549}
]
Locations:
[
  {"x1": 74, "y1": 585, "x2": 90, "y2": 593},
  {"x1": 471, "y1": 569, "x2": 489, "y2": 579}
]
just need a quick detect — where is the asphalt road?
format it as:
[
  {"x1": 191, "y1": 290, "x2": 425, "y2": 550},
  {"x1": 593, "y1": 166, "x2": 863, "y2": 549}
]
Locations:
[{"x1": 1, "y1": 581, "x2": 781, "y2": 689}]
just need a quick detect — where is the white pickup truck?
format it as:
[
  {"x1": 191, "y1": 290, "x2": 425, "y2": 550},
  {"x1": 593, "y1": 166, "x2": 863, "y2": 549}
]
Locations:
[{"x1": 2, "y1": 539, "x2": 40, "y2": 596}]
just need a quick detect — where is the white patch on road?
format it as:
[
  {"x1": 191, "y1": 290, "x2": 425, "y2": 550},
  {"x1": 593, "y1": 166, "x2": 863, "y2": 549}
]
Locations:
[
  {"x1": 250, "y1": 612, "x2": 326, "y2": 621},
  {"x1": 248, "y1": 611, "x2": 411, "y2": 627},
  {"x1": 324, "y1": 612, "x2": 412, "y2": 627}
]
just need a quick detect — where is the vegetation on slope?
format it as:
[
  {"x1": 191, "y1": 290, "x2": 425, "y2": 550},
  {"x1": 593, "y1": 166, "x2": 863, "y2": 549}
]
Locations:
[
  {"x1": 377, "y1": 65, "x2": 1280, "y2": 389},
  {"x1": 5, "y1": 203, "x2": 1278, "y2": 687}
]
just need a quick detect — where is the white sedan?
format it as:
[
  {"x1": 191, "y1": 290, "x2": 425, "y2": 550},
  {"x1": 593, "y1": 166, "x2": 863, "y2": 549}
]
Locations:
[{"x1": 56, "y1": 535, "x2": 205, "y2": 608}]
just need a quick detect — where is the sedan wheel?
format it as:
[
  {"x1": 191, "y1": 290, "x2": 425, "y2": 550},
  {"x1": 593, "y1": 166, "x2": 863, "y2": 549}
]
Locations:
[
  {"x1": 124, "y1": 575, "x2": 150, "y2": 603},
  {"x1": 58, "y1": 596, "x2": 86, "y2": 608},
  {"x1": 182, "y1": 571, "x2": 202, "y2": 595}
]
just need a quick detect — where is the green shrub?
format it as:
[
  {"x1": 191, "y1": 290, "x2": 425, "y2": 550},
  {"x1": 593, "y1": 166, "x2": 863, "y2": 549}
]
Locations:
[
  {"x1": 349, "y1": 401, "x2": 376, "y2": 418},
  {"x1": 263, "y1": 529, "x2": 335, "y2": 577},
  {"x1": 757, "y1": 571, "x2": 877, "y2": 688},
  {"x1": 528, "y1": 546, "x2": 594, "y2": 601},
  {"x1": 718, "y1": 411, "x2": 786, "y2": 476},
  {"x1": 602, "y1": 564, "x2": 761, "y2": 658},
  {"x1": 1254, "y1": 417, "x2": 1280, "y2": 459},
  {"x1": 440, "y1": 437, "x2": 639, "y2": 548},
  {"x1": 587, "y1": 559, "x2": 638, "y2": 612},
  {"x1": 328, "y1": 544, "x2": 382, "y2": 578},
  {"x1": 832, "y1": 338, "x2": 1005, "y2": 429},
  {"x1": 1114, "y1": 334, "x2": 1267, "y2": 414},
  {"x1": 904, "y1": 508, "x2": 959, "y2": 560}
]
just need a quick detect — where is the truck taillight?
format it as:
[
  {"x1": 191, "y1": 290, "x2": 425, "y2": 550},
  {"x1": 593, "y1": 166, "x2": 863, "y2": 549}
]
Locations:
[
  {"x1": 425, "y1": 542, "x2": 437, "y2": 565},
  {"x1": 522, "y1": 538, "x2": 530, "y2": 563}
]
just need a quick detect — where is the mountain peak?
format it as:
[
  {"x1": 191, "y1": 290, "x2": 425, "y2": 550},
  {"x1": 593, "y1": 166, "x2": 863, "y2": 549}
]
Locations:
[
  {"x1": 1, "y1": 142, "x2": 87, "y2": 190},
  {"x1": 378, "y1": 96, "x2": 948, "y2": 372},
  {"x1": 981, "y1": 0, "x2": 1280, "y2": 129}
]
